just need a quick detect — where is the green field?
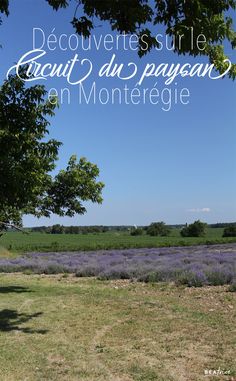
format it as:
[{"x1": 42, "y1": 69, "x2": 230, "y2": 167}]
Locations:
[
  {"x1": 0, "y1": 273, "x2": 235, "y2": 381},
  {"x1": 1, "y1": 228, "x2": 236, "y2": 254}
]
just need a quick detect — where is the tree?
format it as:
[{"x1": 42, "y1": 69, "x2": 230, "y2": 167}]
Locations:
[
  {"x1": 130, "y1": 227, "x2": 143, "y2": 236},
  {"x1": 223, "y1": 224, "x2": 236, "y2": 237},
  {"x1": 146, "y1": 222, "x2": 170, "y2": 236},
  {"x1": 21, "y1": 0, "x2": 236, "y2": 79},
  {"x1": 0, "y1": 71, "x2": 104, "y2": 230},
  {"x1": 180, "y1": 220, "x2": 207, "y2": 237},
  {"x1": 51, "y1": 224, "x2": 64, "y2": 234}
]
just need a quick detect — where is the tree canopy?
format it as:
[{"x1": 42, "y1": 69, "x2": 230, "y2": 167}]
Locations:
[
  {"x1": 180, "y1": 220, "x2": 207, "y2": 237},
  {"x1": 146, "y1": 221, "x2": 170, "y2": 236},
  {"x1": 0, "y1": 71, "x2": 104, "y2": 229},
  {"x1": 223, "y1": 224, "x2": 236, "y2": 237},
  {"x1": 32, "y1": 0, "x2": 236, "y2": 78}
]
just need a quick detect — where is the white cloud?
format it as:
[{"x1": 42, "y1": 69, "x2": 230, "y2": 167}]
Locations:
[{"x1": 187, "y1": 208, "x2": 211, "y2": 213}]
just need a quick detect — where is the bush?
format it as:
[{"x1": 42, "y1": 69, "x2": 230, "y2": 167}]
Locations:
[
  {"x1": 146, "y1": 222, "x2": 170, "y2": 237},
  {"x1": 138, "y1": 271, "x2": 165, "y2": 283},
  {"x1": 205, "y1": 269, "x2": 233, "y2": 286},
  {"x1": 180, "y1": 220, "x2": 207, "y2": 237},
  {"x1": 223, "y1": 224, "x2": 236, "y2": 237},
  {"x1": 130, "y1": 228, "x2": 143, "y2": 236},
  {"x1": 42, "y1": 265, "x2": 69, "y2": 274}
]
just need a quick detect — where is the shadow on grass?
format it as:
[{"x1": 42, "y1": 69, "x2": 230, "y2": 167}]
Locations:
[
  {"x1": 0, "y1": 286, "x2": 33, "y2": 294},
  {"x1": 0, "y1": 309, "x2": 48, "y2": 334}
]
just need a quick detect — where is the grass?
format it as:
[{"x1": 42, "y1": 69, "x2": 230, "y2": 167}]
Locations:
[
  {"x1": 1, "y1": 228, "x2": 236, "y2": 254},
  {"x1": 0, "y1": 273, "x2": 235, "y2": 381}
]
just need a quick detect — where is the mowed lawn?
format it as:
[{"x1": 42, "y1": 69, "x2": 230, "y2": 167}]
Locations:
[
  {"x1": 0, "y1": 274, "x2": 235, "y2": 381},
  {"x1": 1, "y1": 228, "x2": 236, "y2": 253}
]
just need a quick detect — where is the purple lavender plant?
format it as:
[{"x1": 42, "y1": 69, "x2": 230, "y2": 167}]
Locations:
[{"x1": 0, "y1": 244, "x2": 235, "y2": 286}]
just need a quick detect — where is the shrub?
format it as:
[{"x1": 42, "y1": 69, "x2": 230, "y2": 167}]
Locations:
[
  {"x1": 138, "y1": 271, "x2": 164, "y2": 283},
  {"x1": 43, "y1": 265, "x2": 69, "y2": 274},
  {"x1": 181, "y1": 220, "x2": 207, "y2": 237},
  {"x1": 223, "y1": 224, "x2": 236, "y2": 237},
  {"x1": 175, "y1": 271, "x2": 207, "y2": 287},
  {"x1": 0, "y1": 264, "x2": 18, "y2": 273},
  {"x1": 146, "y1": 222, "x2": 170, "y2": 237},
  {"x1": 98, "y1": 268, "x2": 133, "y2": 280},
  {"x1": 130, "y1": 228, "x2": 143, "y2": 236},
  {"x1": 205, "y1": 269, "x2": 233, "y2": 286}
]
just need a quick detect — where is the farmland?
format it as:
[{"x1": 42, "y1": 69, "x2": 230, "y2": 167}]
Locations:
[
  {"x1": 0, "y1": 244, "x2": 235, "y2": 287},
  {"x1": 1, "y1": 227, "x2": 236, "y2": 254},
  {"x1": 0, "y1": 228, "x2": 235, "y2": 380}
]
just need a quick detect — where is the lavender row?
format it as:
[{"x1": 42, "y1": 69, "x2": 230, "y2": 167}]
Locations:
[{"x1": 0, "y1": 244, "x2": 236, "y2": 286}]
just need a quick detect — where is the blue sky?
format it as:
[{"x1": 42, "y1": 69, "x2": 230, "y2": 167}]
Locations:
[{"x1": 1, "y1": 0, "x2": 236, "y2": 226}]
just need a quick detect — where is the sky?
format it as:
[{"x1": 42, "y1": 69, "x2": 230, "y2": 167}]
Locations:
[{"x1": 1, "y1": 0, "x2": 236, "y2": 226}]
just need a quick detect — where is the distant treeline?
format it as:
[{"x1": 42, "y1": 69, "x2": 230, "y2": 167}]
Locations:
[
  {"x1": 27, "y1": 222, "x2": 236, "y2": 235},
  {"x1": 29, "y1": 225, "x2": 134, "y2": 234}
]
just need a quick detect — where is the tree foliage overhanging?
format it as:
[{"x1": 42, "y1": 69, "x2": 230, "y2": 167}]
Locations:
[
  {"x1": 1, "y1": 1, "x2": 235, "y2": 77},
  {"x1": 39, "y1": 0, "x2": 236, "y2": 78}
]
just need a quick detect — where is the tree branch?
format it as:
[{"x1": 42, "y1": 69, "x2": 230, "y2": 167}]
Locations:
[{"x1": 0, "y1": 221, "x2": 29, "y2": 234}]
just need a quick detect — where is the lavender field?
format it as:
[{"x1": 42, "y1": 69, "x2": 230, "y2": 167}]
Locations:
[{"x1": 0, "y1": 244, "x2": 236, "y2": 287}]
